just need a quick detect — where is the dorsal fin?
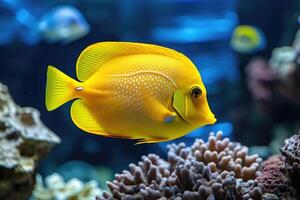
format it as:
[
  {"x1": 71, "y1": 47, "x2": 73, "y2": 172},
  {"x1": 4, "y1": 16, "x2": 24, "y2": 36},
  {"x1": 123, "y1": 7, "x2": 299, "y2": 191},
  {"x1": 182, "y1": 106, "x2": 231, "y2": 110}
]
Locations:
[{"x1": 76, "y1": 42, "x2": 190, "y2": 81}]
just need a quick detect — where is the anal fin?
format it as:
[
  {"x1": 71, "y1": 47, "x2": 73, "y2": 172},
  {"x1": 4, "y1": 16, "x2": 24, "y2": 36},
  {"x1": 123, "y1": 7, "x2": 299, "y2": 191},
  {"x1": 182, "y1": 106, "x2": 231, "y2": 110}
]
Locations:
[{"x1": 71, "y1": 99, "x2": 107, "y2": 136}]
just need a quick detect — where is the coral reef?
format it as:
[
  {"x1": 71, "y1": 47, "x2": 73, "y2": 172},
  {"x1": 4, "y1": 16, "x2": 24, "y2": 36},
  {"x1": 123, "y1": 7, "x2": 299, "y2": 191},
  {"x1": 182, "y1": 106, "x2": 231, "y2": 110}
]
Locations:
[
  {"x1": 32, "y1": 173, "x2": 104, "y2": 200},
  {"x1": 100, "y1": 131, "x2": 263, "y2": 200},
  {"x1": 0, "y1": 82, "x2": 60, "y2": 200},
  {"x1": 255, "y1": 132, "x2": 300, "y2": 200}
]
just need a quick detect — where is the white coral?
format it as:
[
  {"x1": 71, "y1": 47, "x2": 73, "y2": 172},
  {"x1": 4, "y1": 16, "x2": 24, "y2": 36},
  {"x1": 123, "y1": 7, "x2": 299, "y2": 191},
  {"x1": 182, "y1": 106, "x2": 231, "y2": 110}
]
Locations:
[{"x1": 32, "y1": 173, "x2": 103, "y2": 200}]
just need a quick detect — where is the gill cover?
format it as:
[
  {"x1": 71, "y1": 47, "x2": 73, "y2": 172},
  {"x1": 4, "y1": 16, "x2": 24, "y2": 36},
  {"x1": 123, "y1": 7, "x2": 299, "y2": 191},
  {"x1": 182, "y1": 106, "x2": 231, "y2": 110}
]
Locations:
[{"x1": 172, "y1": 90, "x2": 194, "y2": 123}]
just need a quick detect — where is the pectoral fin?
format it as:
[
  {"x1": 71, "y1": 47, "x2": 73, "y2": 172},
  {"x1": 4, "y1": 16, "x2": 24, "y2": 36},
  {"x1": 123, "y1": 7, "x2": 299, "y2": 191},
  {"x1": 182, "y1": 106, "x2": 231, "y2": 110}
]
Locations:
[{"x1": 142, "y1": 94, "x2": 176, "y2": 124}]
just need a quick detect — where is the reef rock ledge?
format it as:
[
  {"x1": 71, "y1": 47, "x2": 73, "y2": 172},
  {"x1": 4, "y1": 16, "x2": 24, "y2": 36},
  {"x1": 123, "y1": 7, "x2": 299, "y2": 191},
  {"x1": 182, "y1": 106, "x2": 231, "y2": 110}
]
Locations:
[{"x1": 0, "y1": 82, "x2": 60, "y2": 200}]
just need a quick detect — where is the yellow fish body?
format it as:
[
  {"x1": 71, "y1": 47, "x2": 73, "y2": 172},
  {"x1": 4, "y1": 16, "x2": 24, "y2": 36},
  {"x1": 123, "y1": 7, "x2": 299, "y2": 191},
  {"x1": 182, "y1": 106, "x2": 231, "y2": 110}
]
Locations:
[{"x1": 46, "y1": 42, "x2": 216, "y2": 143}]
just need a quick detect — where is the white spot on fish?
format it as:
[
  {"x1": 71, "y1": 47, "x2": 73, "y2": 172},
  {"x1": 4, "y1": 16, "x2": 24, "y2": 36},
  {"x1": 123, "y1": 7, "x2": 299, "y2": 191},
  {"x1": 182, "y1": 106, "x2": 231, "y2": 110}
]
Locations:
[{"x1": 75, "y1": 86, "x2": 84, "y2": 91}]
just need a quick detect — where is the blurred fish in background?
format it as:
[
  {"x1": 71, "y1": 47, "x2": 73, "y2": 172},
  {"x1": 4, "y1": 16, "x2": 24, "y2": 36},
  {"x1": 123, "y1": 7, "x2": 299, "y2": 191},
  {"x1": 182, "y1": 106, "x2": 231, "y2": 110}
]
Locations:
[
  {"x1": 230, "y1": 25, "x2": 266, "y2": 54},
  {"x1": 39, "y1": 5, "x2": 90, "y2": 44},
  {"x1": 0, "y1": 0, "x2": 90, "y2": 45}
]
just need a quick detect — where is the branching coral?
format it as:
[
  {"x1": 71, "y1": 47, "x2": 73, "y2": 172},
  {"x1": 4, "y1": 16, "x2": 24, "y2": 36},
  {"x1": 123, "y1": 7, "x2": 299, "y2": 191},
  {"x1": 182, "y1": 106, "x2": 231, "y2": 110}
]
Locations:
[
  {"x1": 170, "y1": 131, "x2": 262, "y2": 181},
  {"x1": 0, "y1": 82, "x2": 60, "y2": 200},
  {"x1": 236, "y1": 179, "x2": 263, "y2": 200},
  {"x1": 32, "y1": 173, "x2": 104, "y2": 200},
  {"x1": 100, "y1": 131, "x2": 263, "y2": 200}
]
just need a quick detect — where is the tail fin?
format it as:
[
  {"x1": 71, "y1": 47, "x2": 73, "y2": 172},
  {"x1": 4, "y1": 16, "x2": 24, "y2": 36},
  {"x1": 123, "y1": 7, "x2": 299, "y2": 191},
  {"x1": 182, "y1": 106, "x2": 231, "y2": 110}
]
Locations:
[{"x1": 45, "y1": 65, "x2": 78, "y2": 111}]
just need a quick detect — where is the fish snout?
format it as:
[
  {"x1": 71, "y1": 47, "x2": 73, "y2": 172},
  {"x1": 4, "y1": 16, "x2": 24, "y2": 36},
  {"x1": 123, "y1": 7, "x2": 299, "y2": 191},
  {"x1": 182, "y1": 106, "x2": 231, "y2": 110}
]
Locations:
[
  {"x1": 194, "y1": 110, "x2": 216, "y2": 126},
  {"x1": 206, "y1": 115, "x2": 217, "y2": 124},
  {"x1": 187, "y1": 112, "x2": 216, "y2": 127}
]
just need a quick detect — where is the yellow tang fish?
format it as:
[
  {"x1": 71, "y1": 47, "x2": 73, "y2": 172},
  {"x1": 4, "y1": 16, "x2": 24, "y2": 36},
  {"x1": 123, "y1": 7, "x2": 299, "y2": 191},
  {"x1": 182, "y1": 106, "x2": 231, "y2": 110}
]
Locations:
[{"x1": 45, "y1": 42, "x2": 216, "y2": 144}]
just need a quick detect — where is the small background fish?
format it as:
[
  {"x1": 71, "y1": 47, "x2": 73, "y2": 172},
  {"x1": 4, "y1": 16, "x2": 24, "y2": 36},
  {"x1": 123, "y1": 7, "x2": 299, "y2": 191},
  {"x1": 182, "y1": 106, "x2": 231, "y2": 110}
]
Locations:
[
  {"x1": 230, "y1": 25, "x2": 266, "y2": 54},
  {"x1": 39, "y1": 5, "x2": 90, "y2": 44}
]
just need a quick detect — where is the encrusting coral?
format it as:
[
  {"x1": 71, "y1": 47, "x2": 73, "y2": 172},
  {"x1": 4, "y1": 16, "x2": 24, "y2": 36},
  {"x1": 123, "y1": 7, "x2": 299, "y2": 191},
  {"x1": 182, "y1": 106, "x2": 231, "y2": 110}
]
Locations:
[
  {"x1": 100, "y1": 131, "x2": 263, "y2": 200},
  {"x1": 280, "y1": 132, "x2": 300, "y2": 171},
  {"x1": 280, "y1": 132, "x2": 300, "y2": 194},
  {"x1": 256, "y1": 155, "x2": 297, "y2": 200},
  {"x1": 0, "y1": 82, "x2": 60, "y2": 200},
  {"x1": 31, "y1": 173, "x2": 104, "y2": 200},
  {"x1": 255, "y1": 132, "x2": 300, "y2": 200}
]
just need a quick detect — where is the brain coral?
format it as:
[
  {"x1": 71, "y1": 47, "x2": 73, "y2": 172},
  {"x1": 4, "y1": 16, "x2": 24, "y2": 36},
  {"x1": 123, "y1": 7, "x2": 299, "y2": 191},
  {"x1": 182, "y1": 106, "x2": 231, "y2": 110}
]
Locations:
[{"x1": 100, "y1": 131, "x2": 263, "y2": 200}]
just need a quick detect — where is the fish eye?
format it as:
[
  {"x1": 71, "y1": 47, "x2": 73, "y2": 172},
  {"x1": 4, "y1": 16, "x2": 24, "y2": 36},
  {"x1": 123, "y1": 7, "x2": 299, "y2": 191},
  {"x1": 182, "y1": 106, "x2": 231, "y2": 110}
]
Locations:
[{"x1": 190, "y1": 86, "x2": 202, "y2": 98}]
